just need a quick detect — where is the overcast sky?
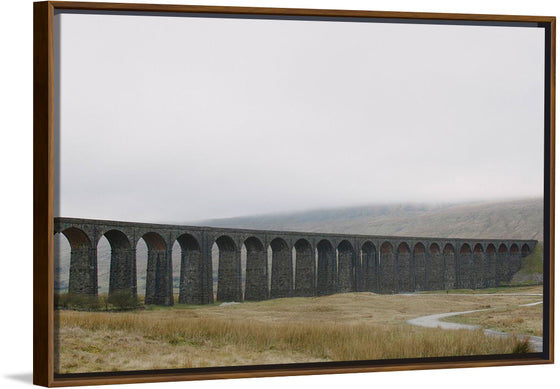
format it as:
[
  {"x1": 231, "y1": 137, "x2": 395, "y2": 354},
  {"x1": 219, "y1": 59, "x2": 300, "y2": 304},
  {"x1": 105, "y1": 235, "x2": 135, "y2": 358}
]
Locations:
[{"x1": 53, "y1": 12, "x2": 545, "y2": 223}]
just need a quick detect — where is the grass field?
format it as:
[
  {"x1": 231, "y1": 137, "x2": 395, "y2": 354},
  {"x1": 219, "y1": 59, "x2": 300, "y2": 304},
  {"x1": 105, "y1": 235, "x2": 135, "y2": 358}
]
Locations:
[
  {"x1": 54, "y1": 286, "x2": 543, "y2": 374},
  {"x1": 442, "y1": 301, "x2": 543, "y2": 336}
]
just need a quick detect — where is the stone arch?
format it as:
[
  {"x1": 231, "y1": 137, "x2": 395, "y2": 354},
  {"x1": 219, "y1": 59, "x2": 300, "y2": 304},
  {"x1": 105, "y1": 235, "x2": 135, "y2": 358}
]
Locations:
[
  {"x1": 216, "y1": 235, "x2": 241, "y2": 302},
  {"x1": 62, "y1": 227, "x2": 92, "y2": 247},
  {"x1": 361, "y1": 241, "x2": 377, "y2": 292},
  {"x1": 244, "y1": 236, "x2": 268, "y2": 301},
  {"x1": 60, "y1": 227, "x2": 97, "y2": 296},
  {"x1": 458, "y1": 243, "x2": 473, "y2": 289},
  {"x1": 485, "y1": 244, "x2": 497, "y2": 287},
  {"x1": 177, "y1": 233, "x2": 203, "y2": 304},
  {"x1": 443, "y1": 243, "x2": 456, "y2": 290},
  {"x1": 294, "y1": 238, "x2": 314, "y2": 297},
  {"x1": 397, "y1": 242, "x2": 413, "y2": 292},
  {"x1": 317, "y1": 239, "x2": 336, "y2": 295},
  {"x1": 413, "y1": 243, "x2": 426, "y2": 291},
  {"x1": 140, "y1": 232, "x2": 172, "y2": 306},
  {"x1": 103, "y1": 229, "x2": 136, "y2": 300},
  {"x1": 270, "y1": 238, "x2": 292, "y2": 298},
  {"x1": 521, "y1": 244, "x2": 531, "y2": 256},
  {"x1": 379, "y1": 241, "x2": 394, "y2": 294},
  {"x1": 473, "y1": 243, "x2": 485, "y2": 289},
  {"x1": 337, "y1": 240, "x2": 356, "y2": 293}
]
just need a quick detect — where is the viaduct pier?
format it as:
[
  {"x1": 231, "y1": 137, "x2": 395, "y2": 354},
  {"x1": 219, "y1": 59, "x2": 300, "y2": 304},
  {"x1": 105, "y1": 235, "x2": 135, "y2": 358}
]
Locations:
[{"x1": 54, "y1": 217, "x2": 537, "y2": 306}]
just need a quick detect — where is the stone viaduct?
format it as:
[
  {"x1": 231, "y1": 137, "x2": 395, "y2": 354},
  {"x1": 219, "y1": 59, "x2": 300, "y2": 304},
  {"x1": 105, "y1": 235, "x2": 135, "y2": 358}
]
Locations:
[{"x1": 54, "y1": 217, "x2": 538, "y2": 306}]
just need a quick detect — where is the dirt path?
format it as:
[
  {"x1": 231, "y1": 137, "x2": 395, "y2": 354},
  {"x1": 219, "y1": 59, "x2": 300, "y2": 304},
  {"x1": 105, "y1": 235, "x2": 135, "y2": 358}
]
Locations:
[{"x1": 406, "y1": 301, "x2": 543, "y2": 352}]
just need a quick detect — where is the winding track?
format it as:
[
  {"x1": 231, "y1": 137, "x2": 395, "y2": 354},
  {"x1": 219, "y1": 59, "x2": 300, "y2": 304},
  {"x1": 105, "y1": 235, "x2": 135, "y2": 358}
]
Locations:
[{"x1": 406, "y1": 298, "x2": 543, "y2": 352}]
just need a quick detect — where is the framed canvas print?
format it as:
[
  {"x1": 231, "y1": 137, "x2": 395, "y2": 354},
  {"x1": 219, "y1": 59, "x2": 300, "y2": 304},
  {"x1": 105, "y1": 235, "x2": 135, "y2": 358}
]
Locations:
[{"x1": 33, "y1": 1, "x2": 555, "y2": 387}]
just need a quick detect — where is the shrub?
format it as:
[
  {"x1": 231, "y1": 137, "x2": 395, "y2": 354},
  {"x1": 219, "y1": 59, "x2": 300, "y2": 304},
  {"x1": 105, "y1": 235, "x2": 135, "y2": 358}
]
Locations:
[
  {"x1": 512, "y1": 337, "x2": 532, "y2": 353},
  {"x1": 54, "y1": 293, "x2": 101, "y2": 310},
  {"x1": 107, "y1": 290, "x2": 139, "y2": 310}
]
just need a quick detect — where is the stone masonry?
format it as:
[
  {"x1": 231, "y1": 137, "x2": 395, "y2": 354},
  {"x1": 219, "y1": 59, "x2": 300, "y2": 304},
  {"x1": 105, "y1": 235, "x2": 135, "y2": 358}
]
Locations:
[{"x1": 54, "y1": 217, "x2": 538, "y2": 306}]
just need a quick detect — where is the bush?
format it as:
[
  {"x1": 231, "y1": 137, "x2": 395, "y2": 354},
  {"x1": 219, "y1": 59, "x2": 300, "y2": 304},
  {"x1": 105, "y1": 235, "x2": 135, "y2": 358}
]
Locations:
[
  {"x1": 107, "y1": 290, "x2": 139, "y2": 310},
  {"x1": 512, "y1": 337, "x2": 532, "y2": 353},
  {"x1": 54, "y1": 293, "x2": 101, "y2": 310}
]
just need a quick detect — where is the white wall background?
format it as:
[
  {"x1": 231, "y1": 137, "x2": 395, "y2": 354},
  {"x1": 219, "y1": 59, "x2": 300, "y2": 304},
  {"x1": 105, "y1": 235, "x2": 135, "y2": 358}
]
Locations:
[{"x1": 0, "y1": 0, "x2": 557, "y2": 388}]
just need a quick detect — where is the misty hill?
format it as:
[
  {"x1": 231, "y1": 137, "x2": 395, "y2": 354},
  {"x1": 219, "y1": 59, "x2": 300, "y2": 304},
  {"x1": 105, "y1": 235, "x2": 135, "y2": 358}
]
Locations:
[{"x1": 194, "y1": 198, "x2": 543, "y2": 241}]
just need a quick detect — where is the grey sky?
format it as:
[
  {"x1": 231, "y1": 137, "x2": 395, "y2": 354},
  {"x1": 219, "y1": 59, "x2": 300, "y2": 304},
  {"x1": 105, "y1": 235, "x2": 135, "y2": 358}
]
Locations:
[{"x1": 54, "y1": 12, "x2": 545, "y2": 223}]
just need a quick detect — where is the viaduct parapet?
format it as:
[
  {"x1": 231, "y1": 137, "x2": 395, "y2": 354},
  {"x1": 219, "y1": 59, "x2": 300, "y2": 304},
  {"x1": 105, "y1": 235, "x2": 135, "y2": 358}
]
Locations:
[{"x1": 54, "y1": 217, "x2": 538, "y2": 306}]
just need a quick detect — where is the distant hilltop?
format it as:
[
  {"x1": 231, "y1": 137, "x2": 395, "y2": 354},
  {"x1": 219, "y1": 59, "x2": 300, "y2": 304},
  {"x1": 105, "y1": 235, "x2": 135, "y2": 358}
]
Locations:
[{"x1": 191, "y1": 198, "x2": 544, "y2": 242}]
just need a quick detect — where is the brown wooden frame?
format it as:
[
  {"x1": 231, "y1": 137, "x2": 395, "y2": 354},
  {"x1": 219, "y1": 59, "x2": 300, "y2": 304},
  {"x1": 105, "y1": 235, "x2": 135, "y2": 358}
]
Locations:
[{"x1": 34, "y1": 1, "x2": 556, "y2": 386}]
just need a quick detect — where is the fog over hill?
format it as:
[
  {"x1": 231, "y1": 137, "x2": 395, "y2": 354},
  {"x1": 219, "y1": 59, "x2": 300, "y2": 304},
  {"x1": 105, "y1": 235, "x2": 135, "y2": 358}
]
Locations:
[{"x1": 192, "y1": 198, "x2": 543, "y2": 241}]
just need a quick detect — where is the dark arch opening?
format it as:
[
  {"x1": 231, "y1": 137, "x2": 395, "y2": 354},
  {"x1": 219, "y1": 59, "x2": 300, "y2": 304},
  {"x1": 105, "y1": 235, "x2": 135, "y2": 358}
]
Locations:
[
  {"x1": 396, "y1": 243, "x2": 412, "y2": 292},
  {"x1": 62, "y1": 227, "x2": 92, "y2": 248},
  {"x1": 472, "y1": 243, "x2": 485, "y2": 289},
  {"x1": 426, "y1": 242, "x2": 442, "y2": 291},
  {"x1": 138, "y1": 232, "x2": 171, "y2": 306},
  {"x1": 245, "y1": 236, "x2": 264, "y2": 252},
  {"x1": 362, "y1": 241, "x2": 376, "y2": 253},
  {"x1": 521, "y1": 244, "x2": 531, "y2": 256},
  {"x1": 216, "y1": 235, "x2": 241, "y2": 302},
  {"x1": 176, "y1": 233, "x2": 201, "y2": 252},
  {"x1": 216, "y1": 235, "x2": 237, "y2": 251},
  {"x1": 270, "y1": 238, "x2": 292, "y2": 298},
  {"x1": 381, "y1": 241, "x2": 393, "y2": 253},
  {"x1": 57, "y1": 227, "x2": 95, "y2": 296},
  {"x1": 177, "y1": 233, "x2": 204, "y2": 304},
  {"x1": 443, "y1": 244, "x2": 456, "y2": 290},
  {"x1": 398, "y1": 242, "x2": 411, "y2": 253},
  {"x1": 430, "y1": 243, "x2": 440, "y2": 254},
  {"x1": 244, "y1": 237, "x2": 268, "y2": 301},
  {"x1": 510, "y1": 244, "x2": 519, "y2": 253},
  {"x1": 337, "y1": 240, "x2": 355, "y2": 293},
  {"x1": 444, "y1": 244, "x2": 455, "y2": 254},
  {"x1": 361, "y1": 241, "x2": 377, "y2": 293},
  {"x1": 270, "y1": 237, "x2": 289, "y2": 251},
  {"x1": 103, "y1": 230, "x2": 136, "y2": 300},
  {"x1": 294, "y1": 239, "x2": 314, "y2": 297},
  {"x1": 317, "y1": 239, "x2": 335, "y2": 295}
]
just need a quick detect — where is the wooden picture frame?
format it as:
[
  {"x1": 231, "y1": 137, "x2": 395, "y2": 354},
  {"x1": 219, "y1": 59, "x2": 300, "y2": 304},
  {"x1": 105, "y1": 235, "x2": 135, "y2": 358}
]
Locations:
[{"x1": 34, "y1": 1, "x2": 555, "y2": 387}]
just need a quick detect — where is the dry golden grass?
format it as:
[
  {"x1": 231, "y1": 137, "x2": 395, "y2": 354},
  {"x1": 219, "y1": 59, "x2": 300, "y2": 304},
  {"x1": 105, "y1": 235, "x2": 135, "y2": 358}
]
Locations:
[
  {"x1": 443, "y1": 303, "x2": 543, "y2": 336},
  {"x1": 54, "y1": 287, "x2": 543, "y2": 374}
]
